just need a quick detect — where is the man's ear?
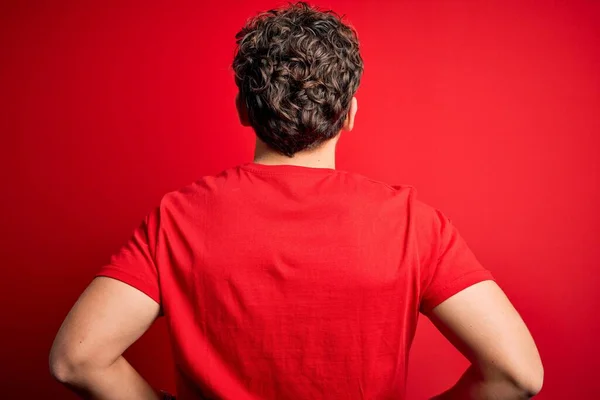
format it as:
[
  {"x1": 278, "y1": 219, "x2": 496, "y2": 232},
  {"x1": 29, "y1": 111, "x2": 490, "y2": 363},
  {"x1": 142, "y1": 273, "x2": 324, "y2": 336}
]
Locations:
[
  {"x1": 236, "y1": 92, "x2": 251, "y2": 127},
  {"x1": 342, "y1": 96, "x2": 358, "y2": 132}
]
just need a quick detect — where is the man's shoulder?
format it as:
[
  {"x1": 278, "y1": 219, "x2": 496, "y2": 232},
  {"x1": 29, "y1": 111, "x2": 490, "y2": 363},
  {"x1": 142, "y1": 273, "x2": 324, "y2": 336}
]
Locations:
[
  {"x1": 154, "y1": 166, "x2": 237, "y2": 212},
  {"x1": 343, "y1": 171, "x2": 446, "y2": 218},
  {"x1": 338, "y1": 169, "x2": 418, "y2": 199}
]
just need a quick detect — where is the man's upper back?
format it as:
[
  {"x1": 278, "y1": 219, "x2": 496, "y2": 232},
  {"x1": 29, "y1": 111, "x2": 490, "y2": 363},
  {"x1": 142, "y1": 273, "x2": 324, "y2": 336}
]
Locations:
[{"x1": 97, "y1": 162, "x2": 493, "y2": 399}]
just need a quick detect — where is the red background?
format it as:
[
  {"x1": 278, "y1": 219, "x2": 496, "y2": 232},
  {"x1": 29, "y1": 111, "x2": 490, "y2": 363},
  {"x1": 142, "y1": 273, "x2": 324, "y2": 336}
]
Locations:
[{"x1": 2, "y1": 1, "x2": 599, "y2": 398}]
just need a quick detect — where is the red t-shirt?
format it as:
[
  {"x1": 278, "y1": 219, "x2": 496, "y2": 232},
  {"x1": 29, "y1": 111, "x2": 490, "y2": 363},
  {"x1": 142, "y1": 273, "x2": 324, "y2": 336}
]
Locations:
[{"x1": 96, "y1": 162, "x2": 494, "y2": 399}]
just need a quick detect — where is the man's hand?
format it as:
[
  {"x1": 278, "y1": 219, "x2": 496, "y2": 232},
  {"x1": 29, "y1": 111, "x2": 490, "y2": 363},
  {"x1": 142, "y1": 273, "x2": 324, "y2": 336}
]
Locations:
[{"x1": 49, "y1": 277, "x2": 161, "y2": 399}]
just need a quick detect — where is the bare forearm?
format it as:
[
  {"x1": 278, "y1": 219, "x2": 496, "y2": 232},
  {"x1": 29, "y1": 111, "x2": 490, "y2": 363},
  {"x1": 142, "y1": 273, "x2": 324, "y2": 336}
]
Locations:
[
  {"x1": 56, "y1": 356, "x2": 160, "y2": 400},
  {"x1": 431, "y1": 365, "x2": 536, "y2": 400}
]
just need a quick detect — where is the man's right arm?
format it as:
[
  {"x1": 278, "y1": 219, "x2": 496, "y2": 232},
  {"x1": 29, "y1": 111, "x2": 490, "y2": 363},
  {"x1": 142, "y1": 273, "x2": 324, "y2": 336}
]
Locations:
[{"x1": 428, "y1": 281, "x2": 543, "y2": 399}]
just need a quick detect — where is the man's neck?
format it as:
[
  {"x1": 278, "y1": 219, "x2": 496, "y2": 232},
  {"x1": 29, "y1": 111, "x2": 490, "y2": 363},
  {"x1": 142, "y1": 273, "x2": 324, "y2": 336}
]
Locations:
[
  {"x1": 252, "y1": 138, "x2": 337, "y2": 169},
  {"x1": 253, "y1": 154, "x2": 336, "y2": 169}
]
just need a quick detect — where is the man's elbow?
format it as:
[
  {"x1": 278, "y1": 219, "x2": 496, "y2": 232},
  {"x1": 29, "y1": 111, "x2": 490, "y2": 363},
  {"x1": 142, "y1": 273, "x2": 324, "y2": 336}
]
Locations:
[
  {"x1": 477, "y1": 357, "x2": 544, "y2": 398},
  {"x1": 515, "y1": 365, "x2": 544, "y2": 397},
  {"x1": 49, "y1": 346, "x2": 94, "y2": 385},
  {"x1": 49, "y1": 349, "x2": 76, "y2": 384},
  {"x1": 498, "y1": 360, "x2": 544, "y2": 398}
]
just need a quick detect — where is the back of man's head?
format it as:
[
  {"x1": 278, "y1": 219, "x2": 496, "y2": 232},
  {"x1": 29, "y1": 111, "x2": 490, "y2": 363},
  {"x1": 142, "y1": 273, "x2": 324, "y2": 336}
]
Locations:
[{"x1": 232, "y1": 1, "x2": 364, "y2": 157}]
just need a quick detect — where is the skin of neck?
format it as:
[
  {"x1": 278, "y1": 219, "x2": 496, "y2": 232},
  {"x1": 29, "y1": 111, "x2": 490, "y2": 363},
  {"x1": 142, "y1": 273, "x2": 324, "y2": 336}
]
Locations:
[{"x1": 252, "y1": 135, "x2": 340, "y2": 169}]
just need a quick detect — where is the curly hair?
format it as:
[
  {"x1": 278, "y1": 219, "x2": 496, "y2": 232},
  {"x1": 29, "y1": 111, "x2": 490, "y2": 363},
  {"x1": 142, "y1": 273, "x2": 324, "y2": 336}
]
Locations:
[{"x1": 232, "y1": 1, "x2": 364, "y2": 157}]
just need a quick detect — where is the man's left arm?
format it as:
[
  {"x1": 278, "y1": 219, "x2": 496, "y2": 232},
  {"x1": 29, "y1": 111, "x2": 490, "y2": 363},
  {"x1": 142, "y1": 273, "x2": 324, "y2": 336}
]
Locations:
[{"x1": 50, "y1": 276, "x2": 161, "y2": 400}]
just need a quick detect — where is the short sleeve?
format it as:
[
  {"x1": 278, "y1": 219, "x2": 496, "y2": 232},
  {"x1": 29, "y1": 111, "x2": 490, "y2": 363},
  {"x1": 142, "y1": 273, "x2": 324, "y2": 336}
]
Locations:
[
  {"x1": 419, "y1": 208, "x2": 494, "y2": 315},
  {"x1": 95, "y1": 207, "x2": 161, "y2": 305}
]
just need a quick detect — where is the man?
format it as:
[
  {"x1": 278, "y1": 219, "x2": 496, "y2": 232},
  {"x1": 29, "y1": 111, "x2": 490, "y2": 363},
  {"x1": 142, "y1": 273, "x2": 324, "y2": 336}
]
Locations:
[{"x1": 50, "y1": 2, "x2": 543, "y2": 399}]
